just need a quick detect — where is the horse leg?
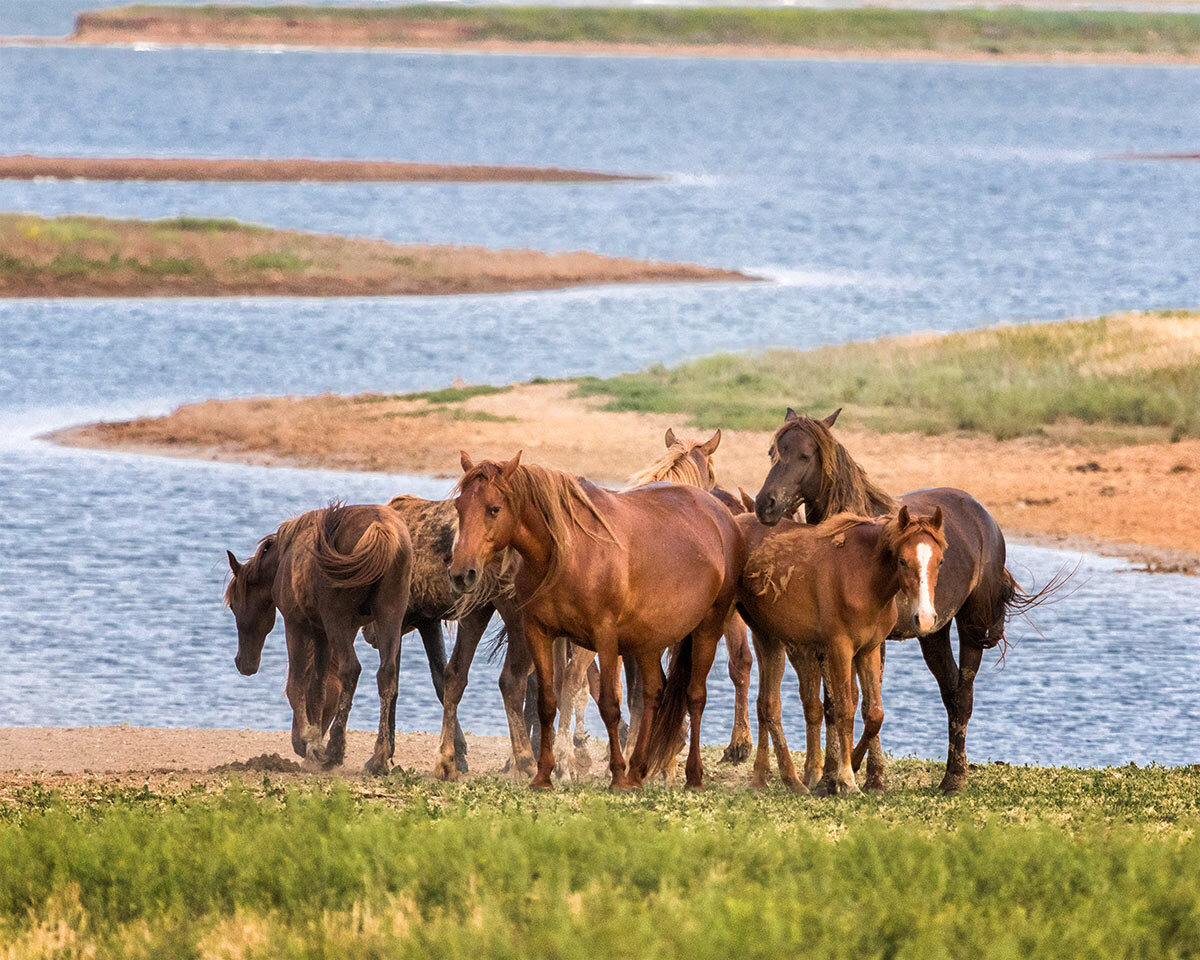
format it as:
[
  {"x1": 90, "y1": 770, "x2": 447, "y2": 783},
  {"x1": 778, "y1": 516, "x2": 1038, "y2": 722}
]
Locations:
[
  {"x1": 625, "y1": 651, "x2": 665, "y2": 786},
  {"x1": 784, "y1": 645, "x2": 824, "y2": 790},
  {"x1": 497, "y1": 620, "x2": 536, "y2": 779},
  {"x1": 433, "y1": 608, "x2": 488, "y2": 781},
  {"x1": 595, "y1": 637, "x2": 634, "y2": 791},
  {"x1": 815, "y1": 638, "x2": 859, "y2": 797},
  {"x1": 574, "y1": 651, "x2": 599, "y2": 774},
  {"x1": 943, "y1": 622, "x2": 987, "y2": 794},
  {"x1": 365, "y1": 617, "x2": 402, "y2": 776},
  {"x1": 682, "y1": 621, "x2": 723, "y2": 790},
  {"x1": 283, "y1": 624, "x2": 312, "y2": 759},
  {"x1": 850, "y1": 643, "x2": 885, "y2": 794},
  {"x1": 625, "y1": 657, "x2": 644, "y2": 753},
  {"x1": 751, "y1": 633, "x2": 804, "y2": 792},
  {"x1": 321, "y1": 626, "x2": 362, "y2": 769},
  {"x1": 555, "y1": 643, "x2": 594, "y2": 779},
  {"x1": 918, "y1": 623, "x2": 967, "y2": 792},
  {"x1": 418, "y1": 619, "x2": 467, "y2": 772},
  {"x1": 526, "y1": 623, "x2": 559, "y2": 790},
  {"x1": 719, "y1": 612, "x2": 754, "y2": 765}
]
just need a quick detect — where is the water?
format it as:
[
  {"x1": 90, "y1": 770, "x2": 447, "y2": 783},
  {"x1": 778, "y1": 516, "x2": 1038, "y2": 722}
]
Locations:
[{"x1": 1, "y1": 45, "x2": 1198, "y2": 767}]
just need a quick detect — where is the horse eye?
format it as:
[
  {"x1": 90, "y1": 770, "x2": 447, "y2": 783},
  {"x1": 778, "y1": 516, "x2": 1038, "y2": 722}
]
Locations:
[
  {"x1": 899, "y1": 559, "x2": 908, "y2": 567},
  {"x1": 487, "y1": 505, "x2": 500, "y2": 518}
]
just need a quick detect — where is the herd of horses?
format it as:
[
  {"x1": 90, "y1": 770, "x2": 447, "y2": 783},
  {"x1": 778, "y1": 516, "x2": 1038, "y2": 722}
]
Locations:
[{"x1": 225, "y1": 408, "x2": 1057, "y2": 795}]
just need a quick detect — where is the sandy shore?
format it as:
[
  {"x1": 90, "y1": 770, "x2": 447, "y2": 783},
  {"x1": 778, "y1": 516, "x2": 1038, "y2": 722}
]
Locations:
[
  {"x1": 49, "y1": 382, "x2": 1200, "y2": 573},
  {"x1": 0, "y1": 154, "x2": 647, "y2": 183},
  {"x1": 0, "y1": 727, "x2": 524, "y2": 786}
]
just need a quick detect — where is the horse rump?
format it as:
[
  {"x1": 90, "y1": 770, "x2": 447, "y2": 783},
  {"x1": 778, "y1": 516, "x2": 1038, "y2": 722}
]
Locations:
[{"x1": 312, "y1": 501, "x2": 407, "y2": 591}]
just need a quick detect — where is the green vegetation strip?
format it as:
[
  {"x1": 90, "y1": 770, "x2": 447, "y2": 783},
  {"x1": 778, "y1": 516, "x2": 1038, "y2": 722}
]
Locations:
[
  {"x1": 2, "y1": 760, "x2": 1200, "y2": 958},
  {"x1": 575, "y1": 311, "x2": 1200, "y2": 442},
  {"x1": 87, "y1": 5, "x2": 1200, "y2": 56}
]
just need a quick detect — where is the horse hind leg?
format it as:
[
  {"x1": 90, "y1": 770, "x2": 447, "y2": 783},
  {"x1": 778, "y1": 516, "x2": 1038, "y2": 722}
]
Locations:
[
  {"x1": 917, "y1": 622, "x2": 968, "y2": 792},
  {"x1": 554, "y1": 644, "x2": 594, "y2": 780},
  {"x1": 941, "y1": 609, "x2": 992, "y2": 794},
  {"x1": 751, "y1": 632, "x2": 804, "y2": 793},
  {"x1": 419, "y1": 619, "x2": 467, "y2": 772},
  {"x1": 850, "y1": 643, "x2": 886, "y2": 795},
  {"x1": 719, "y1": 612, "x2": 754, "y2": 765},
  {"x1": 787, "y1": 645, "x2": 824, "y2": 790}
]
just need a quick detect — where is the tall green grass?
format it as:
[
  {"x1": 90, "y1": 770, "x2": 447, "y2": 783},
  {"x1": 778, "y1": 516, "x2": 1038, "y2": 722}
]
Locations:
[
  {"x1": 101, "y1": 5, "x2": 1200, "y2": 55},
  {"x1": 575, "y1": 312, "x2": 1200, "y2": 442},
  {"x1": 2, "y1": 764, "x2": 1200, "y2": 958}
]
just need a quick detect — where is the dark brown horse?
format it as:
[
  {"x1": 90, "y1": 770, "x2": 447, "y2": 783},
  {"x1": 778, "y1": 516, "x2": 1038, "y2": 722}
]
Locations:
[
  {"x1": 754, "y1": 408, "x2": 1052, "y2": 792},
  {"x1": 225, "y1": 503, "x2": 412, "y2": 774},
  {"x1": 450, "y1": 452, "x2": 746, "y2": 790},
  {"x1": 737, "y1": 506, "x2": 947, "y2": 795}
]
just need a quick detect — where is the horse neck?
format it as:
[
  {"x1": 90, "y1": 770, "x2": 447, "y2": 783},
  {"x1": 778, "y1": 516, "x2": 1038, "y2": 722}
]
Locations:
[
  {"x1": 860, "y1": 526, "x2": 901, "y2": 606},
  {"x1": 506, "y1": 496, "x2": 556, "y2": 589}
]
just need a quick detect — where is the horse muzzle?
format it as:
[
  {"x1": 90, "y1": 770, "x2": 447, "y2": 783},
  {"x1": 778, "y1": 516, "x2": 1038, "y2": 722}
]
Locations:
[
  {"x1": 755, "y1": 492, "x2": 786, "y2": 526},
  {"x1": 449, "y1": 567, "x2": 479, "y2": 593},
  {"x1": 234, "y1": 654, "x2": 260, "y2": 677}
]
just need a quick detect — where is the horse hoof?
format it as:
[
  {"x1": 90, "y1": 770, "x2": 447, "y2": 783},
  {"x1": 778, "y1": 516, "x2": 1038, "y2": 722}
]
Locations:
[
  {"x1": 433, "y1": 757, "x2": 459, "y2": 782},
  {"x1": 813, "y1": 778, "x2": 834, "y2": 798},
  {"x1": 609, "y1": 779, "x2": 635, "y2": 793},
  {"x1": 750, "y1": 771, "x2": 770, "y2": 790},
  {"x1": 363, "y1": 756, "x2": 391, "y2": 777},
  {"x1": 939, "y1": 775, "x2": 965, "y2": 794},
  {"x1": 305, "y1": 744, "x2": 327, "y2": 765},
  {"x1": 684, "y1": 781, "x2": 705, "y2": 791},
  {"x1": 530, "y1": 777, "x2": 554, "y2": 792},
  {"x1": 454, "y1": 755, "x2": 469, "y2": 774},
  {"x1": 720, "y1": 739, "x2": 752, "y2": 765},
  {"x1": 782, "y1": 777, "x2": 809, "y2": 795}
]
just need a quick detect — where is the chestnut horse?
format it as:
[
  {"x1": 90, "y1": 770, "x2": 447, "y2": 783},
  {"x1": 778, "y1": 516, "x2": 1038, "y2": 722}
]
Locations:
[
  {"x1": 554, "y1": 427, "x2": 756, "y2": 774},
  {"x1": 737, "y1": 506, "x2": 947, "y2": 795},
  {"x1": 754, "y1": 408, "x2": 1057, "y2": 792},
  {"x1": 226, "y1": 503, "x2": 412, "y2": 774},
  {"x1": 450, "y1": 452, "x2": 746, "y2": 790}
]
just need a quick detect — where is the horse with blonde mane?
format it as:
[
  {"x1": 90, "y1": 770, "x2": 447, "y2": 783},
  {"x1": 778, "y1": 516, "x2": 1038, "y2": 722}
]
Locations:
[
  {"x1": 450, "y1": 451, "x2": 746, "y2": 790},
  {"x1": 226, "y1": 503, "x2": 412, "y2": 774},
  {"x1": 737, "y1": 505, "x2": 947, "y2": 795}
]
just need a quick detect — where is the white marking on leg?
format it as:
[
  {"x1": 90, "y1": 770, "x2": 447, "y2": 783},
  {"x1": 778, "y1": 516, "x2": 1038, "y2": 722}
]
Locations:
[{"x1": 916, "y1": 542, "x2": 936, "y2": 633}]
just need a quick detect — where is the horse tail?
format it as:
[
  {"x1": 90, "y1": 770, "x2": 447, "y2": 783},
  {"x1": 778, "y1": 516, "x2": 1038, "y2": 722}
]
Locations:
[
  {"x1": 643, "y1": 636, "x2": 692, "y2": 778},
  {"x1": 987, "y1": 561, "x2": 1079, "y2": 662},
  {"x1": 313, "y1": 503, "x2": 406, "y2": 591}
]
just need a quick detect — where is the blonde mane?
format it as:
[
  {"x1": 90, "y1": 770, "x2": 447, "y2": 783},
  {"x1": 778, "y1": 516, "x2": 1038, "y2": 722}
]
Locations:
[
  {"x1": 457, "y1": 461, "x2": 619, "y2": 603},
  {"x1": 624, "y1": 439, "x2": 714, "y2": 491}
]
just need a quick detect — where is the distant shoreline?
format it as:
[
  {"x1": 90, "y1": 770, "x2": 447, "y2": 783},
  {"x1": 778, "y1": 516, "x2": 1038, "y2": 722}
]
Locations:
[
  {"x1": 0, "y1": 154, "x2": 649, "y2": 184},
  {"x1": 58, "y1": 5, "x2": 1200, "y2": 64}
]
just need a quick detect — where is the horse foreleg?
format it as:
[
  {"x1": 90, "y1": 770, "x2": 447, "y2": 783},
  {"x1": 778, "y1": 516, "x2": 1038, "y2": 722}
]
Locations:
[
  {"x1": 918, "y1": 623, "x2": 964, "y2": 792},
  {"x1": 418, "y1": 619, "x2": 467, "y2": 772},
  {"x1": 945, "y1": 624, "x2": 986, "y2": 794},
  {"x1": 720, "y1": 612, "x2": 754, "y2": 765},
  {"x1": 526, "y1": 623, "x2": 559, "y2": 790},
  {"x1": 434, "y1": 608, "x2": 488, "y2": 781},
  {"x1": 751, "y1": 633, "x2": 803, "y2": 792},
  {"x1": 850, "y1": 642, "x2": 885, "y2": 794},
  {"x1": 682, "y1": 620, "x2": 723, "y2": 790},
  {"x1": 785, "y1": 645, "x2": 824, "y2": 790},
  {"x1": 593, "y1": 635, "x2": 633, "y2": 791},
  {"x1": 815, "y1": 637, "x2": 859, "y2": 797}
]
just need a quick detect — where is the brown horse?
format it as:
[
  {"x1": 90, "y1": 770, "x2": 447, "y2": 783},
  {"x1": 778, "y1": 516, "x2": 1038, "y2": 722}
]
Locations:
[
  {"x1": 737, "y1": 506, "x2": 947, "y2": 795},
  {"x1": 225, "y1": 503, "x2": 412, "y2": 774},
  {"x1": 622, "y1": 428, "x2": 755, "y2": 765},
  {"x1": 754, "y1": 408, "x2": 1056, "y2": 792},
  {"x1": 450, "y1": 452, "x2": 746, "y2": 790}
]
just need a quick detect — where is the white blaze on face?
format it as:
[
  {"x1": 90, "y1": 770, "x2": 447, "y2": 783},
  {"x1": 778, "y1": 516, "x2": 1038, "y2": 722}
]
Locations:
[{"x1": 916, "y1": 542, "x2": 937, "y2": 633}]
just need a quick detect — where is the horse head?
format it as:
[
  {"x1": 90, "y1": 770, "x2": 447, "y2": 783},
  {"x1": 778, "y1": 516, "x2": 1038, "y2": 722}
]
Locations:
[
  {"x1": 755, "y1": 408, "x2": 840, "y2": 525},
  {"x1": 885, "y1": 505, "x2": 947, "y2": 634},
  {"x1": 449, "y1": 450, "x2": 522, "y2": 593},
  {"x1": 225, "y1": 541, "x2": 278, "y2": 675}
]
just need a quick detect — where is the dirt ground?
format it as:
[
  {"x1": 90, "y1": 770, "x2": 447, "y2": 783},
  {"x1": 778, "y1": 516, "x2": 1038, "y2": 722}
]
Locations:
[
  {"x1": 0, "y1": 727, "x2": 521, "y2": 784},
  {"x1": 0, "y1": 154, "x2": 644, "y2": 183},
  {"x1": 51, "y1": 382, "x2": 1200, "y2": 573}
]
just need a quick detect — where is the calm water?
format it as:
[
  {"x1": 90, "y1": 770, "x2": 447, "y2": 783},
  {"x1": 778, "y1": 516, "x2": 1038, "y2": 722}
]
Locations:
[{"x1": 0, "y1": 44, "x2": 1198, "y2": 766}]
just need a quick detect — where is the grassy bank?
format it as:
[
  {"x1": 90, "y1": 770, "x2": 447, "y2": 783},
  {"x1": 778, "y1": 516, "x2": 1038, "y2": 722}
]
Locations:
[
  {"x1": 0, "y1": 214, "x2": 746, "y2": 297},
  {"x1": 576, "y1": 311, "x2": 1200, "y2": 443},
  {"x1": 74, "y1": 5, "x2": 1200, "y2": 59},
  {"x1": 3, "y1": 761, "x2": 1200, "y2": 959}
]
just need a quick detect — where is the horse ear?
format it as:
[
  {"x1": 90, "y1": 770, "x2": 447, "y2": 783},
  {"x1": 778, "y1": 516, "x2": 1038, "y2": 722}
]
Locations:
[
  {"x1": 822, "y1": 408, "x2": 842, "y2": 428},
  {"x1": 699, "y1": 429, "x2": 721, "y2": 456},
  {"x1": 784, "y1": 407, "x2": 799, "y2": 421},
  {"x1": 931, "y1": 506, "x2": 944, "y2": 530},
  {"x1": 896, "y1": 504, "x2": 911, "y2": 528},
  {"x1": 665, "y1": 427, "x2": 678, "y2": 448},
  {"x1": 227, "y1": 550, "x2": 242, "y2": 575},
  {"x1": 738, "y1": 487, "x2": 755, "y2": 512},
  {"x1": 460, "y1": 450, "x2": 474, "y2": 473},
  {"x1": 501, "y1": 450, "x2": 522, "y2": 479}
]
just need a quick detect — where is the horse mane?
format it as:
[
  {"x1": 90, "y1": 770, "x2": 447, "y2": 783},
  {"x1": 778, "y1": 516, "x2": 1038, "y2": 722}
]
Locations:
[
  {"x1": 625, "y1": 439, "x2": 713, "y2": 490},
  {"x1": 818, "y1": 510, "x2": 947, "y2": 554},
  {"x1": 457, "y1": 461, "x2": 619, "y2": 603},
  {"x1": 772, "y1": 417, "x2": 896, "y2": 521},
  {"x1": 224, "y1": 510, "x2": 322, "y2": 609}
]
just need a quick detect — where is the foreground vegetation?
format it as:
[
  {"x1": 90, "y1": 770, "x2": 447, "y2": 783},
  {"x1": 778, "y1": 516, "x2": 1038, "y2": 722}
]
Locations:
[
  {"x1": 75, "y1": 5, "x2": 1200, "y2": 59},
  {"x1": 577, "y1": 311, "x2": 1200, "y2": 442},
  {"x1": 0, "y1": 214, "x2": 743, "y2": 297},
  {"x1": 2, "y1": 758, "x2": 1199, "y2": 959}
]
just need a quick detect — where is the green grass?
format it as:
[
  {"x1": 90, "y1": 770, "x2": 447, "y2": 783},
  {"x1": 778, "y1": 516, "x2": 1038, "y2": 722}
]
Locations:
[
  {"x1": 3, "y1": 761, "x2": 1200, "y2": 958},
  {"x1": 574, "y1": 312, "x2": 1200, "y2": 442},
  {"x1": 155, "y1": 216, "x2": 251, "y2": 232},
  {"x1": 96, "y1": 5, "x2": 1200, "y2": 55},
  {"x1": 379, "y1": 407, "x2": 519, "y2": 423},
  {"x1": 229, "y1": 251, "x2": 313, "y2": 272},
  {"x1": 400, "y1": 383, "x2": 514, "y2": 404}
]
